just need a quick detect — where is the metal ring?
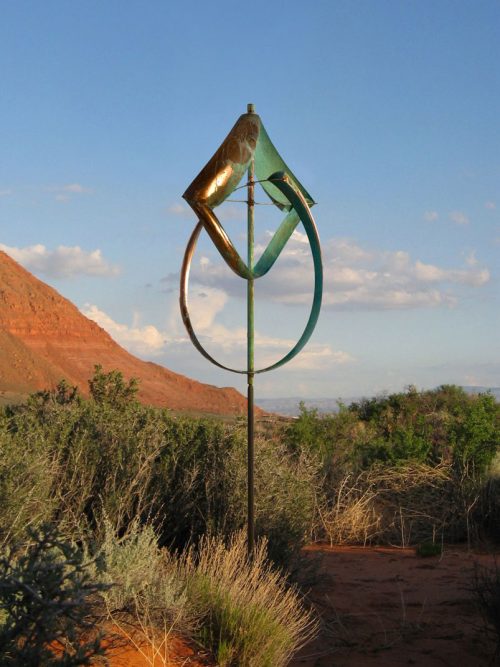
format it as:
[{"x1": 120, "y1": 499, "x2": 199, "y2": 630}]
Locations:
[{"x1": 179, "y1": 183, "x2": 323, "y2": 375}]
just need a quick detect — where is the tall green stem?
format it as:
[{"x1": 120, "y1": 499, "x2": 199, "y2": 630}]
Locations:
[{"x1": 247, "y1": 107, "x2": 255, "y2": 557}]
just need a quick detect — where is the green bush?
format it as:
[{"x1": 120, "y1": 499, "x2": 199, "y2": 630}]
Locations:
[
  {"x1": 0, "y1": 368, "x2": 320, "y2": 566},
  {"x1": 0, "y1": 427, "x2": 55, "y2": 547},
  {"x1": 286, "y1": 386, "x2": 500, "y2": 477},
  {"x1": 1, "y1": 377, "x2": 498, "y2": 567}
]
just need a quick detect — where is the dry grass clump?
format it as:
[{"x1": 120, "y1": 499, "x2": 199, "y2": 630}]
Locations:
[
  {"x1": 177, "y1": 531, "x2": 318, "y2": 667},
  {"x1": 367, "y1": 462, "x2": 465, "y2": 546},
  {"x1": 316, "y1": 473, "x2": 381, "y2": 545},
  {"x1": 318, "y1": 462, "x2": 470, "y2": 547}
]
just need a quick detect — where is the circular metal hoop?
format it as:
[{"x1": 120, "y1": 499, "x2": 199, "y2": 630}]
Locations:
[{"x1": 179, "y1": 212, "x2": 323, "y2": 375}]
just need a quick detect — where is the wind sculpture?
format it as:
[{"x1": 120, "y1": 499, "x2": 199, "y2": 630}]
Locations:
[{"x1": 181, "y1": 104, "x2": 323, "y2": 554}]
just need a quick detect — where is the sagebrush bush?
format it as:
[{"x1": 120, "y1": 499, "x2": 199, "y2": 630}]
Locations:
[
  {"x1": 92, "y1": 518, "x2": 164, "y2": 612},
  {"x1": 0, "y1": 428, "x2": 55, "y2": 547},
  {"x1": 83, "y1": 517, "x2": 193, "y2": 661}
]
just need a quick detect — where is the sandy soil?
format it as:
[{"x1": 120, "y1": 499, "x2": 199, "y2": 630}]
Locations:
[
  {"x1": 102, "y1": 544, "x2": 497, "y2": 666},
  {"x1": 291, "y1": 544, "x2": 497, "y2": 667},
  {"x1": 103, "y1": 625, "x2": 214, "y2": 667}
]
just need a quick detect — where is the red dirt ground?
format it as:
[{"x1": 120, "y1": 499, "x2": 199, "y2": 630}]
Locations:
[
  {"x1": 291, "y1": 544, "x2": 497, "y2": 667},
  {"x1": 103, "y1": 544, "x2": 497, "y2": 666},
  {"x1": 102, "y1": 626, "x2": 214, "y2": 666}
]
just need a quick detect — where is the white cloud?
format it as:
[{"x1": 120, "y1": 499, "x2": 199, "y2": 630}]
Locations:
[
  {"x1": 187, "y1": 286, "x2": 228, "y2": 330},
  {"x1": 48, "y1": 183, "x2": 92, "y2": 202},
  {"x1": 168, "y1": 203, "x2": 192, "y2": 217},
  {"x1": 424, "y1": 210, "x2": 439, "y2": 222},
  {"x1": 285, "y1": 345, "x2": 354, "y2": 371},
  {"x1": 449, "y1": 210, "x2": 469, "y2": 225},
  {"x1": 485, "y1": 201, "x2": 496, "y2": 210},
  {"x1": 0, "y1": 189, "x2": 12, "y2": 197},
  {"x1": 414, "y1": 259, "x2": 488, "y2": 286},
  {"x1": 61, "y1": 183, "x2": 91, "y2": 194},
  {"x1": 82, "y1": 305, "x2": 168, "y2": 356},
  {"x1": 81, "y1": 295, "x2": 352, "y2": 373},
  {"x1": 176, "y1": 234, "x2": 490, "y2": 311},
  {"x1": 464, "y1": 251, "x2": 478, "y2": 267},
  {"x1": 0, "y1": 243, "x2": 120, "y2": 279}
]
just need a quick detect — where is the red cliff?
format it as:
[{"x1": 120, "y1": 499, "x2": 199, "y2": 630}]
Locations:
[{"x1": 0, "y1": 250, "x2": 249, "y2": 415}]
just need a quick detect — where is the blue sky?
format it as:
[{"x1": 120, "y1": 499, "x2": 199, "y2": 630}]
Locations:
[{"x1": 1, "y1": 1, "x2": 499, "y2": 399}]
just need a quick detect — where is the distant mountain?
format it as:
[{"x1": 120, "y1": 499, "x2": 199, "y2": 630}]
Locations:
[
  {"x1": 462, "y1": 386, "x2": 500, "y2": 401},
  {"x1": 0, "y1": 250, "x2": 251, "y2": 416},
  {"x1": 255, "y1": 397, "x2": 356, "y2": 417}
]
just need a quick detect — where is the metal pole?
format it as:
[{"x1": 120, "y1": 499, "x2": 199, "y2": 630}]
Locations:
[{"x1": 247, "y1": 102, "x2": 255, "y2": 558}]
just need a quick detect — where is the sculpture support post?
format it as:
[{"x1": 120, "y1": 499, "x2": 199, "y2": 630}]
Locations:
[{"x1": 247, "y1": 109, "x2": 255, "y2": 557}]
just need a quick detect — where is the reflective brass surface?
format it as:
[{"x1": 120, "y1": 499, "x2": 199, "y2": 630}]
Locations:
[{"x1": 183, "y1": 113, "x2": 259, "y2": 208}]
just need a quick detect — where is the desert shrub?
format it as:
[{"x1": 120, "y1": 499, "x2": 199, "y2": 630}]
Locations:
[
  {"x1": 1, "y1": 369, "x2": 318, "y2": 566},
  {"x1": 224, "y1": 435, "x2": 322, "y2": 567},
  {"x1": 2, "y1": 511, "x2": 314, "y2": 665},
  {"x1": 4, "y1": 374, "x2": 496, "y2": 565},
  {"x1": 473, "y1": 476, "x2": 500, "y2": 544},
  {"x1": 317, "y1": 462, "x2": 473, "y2": 547},
  {"x1": 365, "y1": 462, "x2": 472, "y2": 545},
  {"x1": 0, "y1": 424, "x2": 56, "y2": 547},
  {"x1": 92, "y1": 519, "x2": 164, "y2": 612},
  {"x1": 150, "y1": 416, "x2": 246, "y2": 550},
  {"x1": 350, "y1": 386, "x2": 500, "y2": 474},
  {"x1": 285, "y1": 402, "x2": 362, "y2": 471},
  {"x1": 144, "y1": 417, "x2": 322, "y2": 566},
  {"x1": 178, "y1": 531, "x2": 317, "y2": 667},
  {"x1": 2, "y1": 386, "x2": 167, "y2": 539},
  {"x1": 287, "y1": 386, "x2": 500, "y2": 477},
  {"x1": 88, "y1": 364, "x2": 139, "y2": 407},
  {"x1": 0, "y1": 524, "x2": 108, "y2": 666},
  {"x1": 86, "y1": 518, "x2": 191, "y2": 650},
  {"x1": 85, "y1": 524, "x2": 316, "y2": 666},
  {"x1": 255, "y1": 445, "x2": 321, "y2": 566}
]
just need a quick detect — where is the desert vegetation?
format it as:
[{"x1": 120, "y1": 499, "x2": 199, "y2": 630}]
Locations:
[{"x1": 0, "y1": 369, "x2": 499, "y2": 664}]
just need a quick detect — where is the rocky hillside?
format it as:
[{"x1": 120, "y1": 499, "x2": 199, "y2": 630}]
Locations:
[{"x1": 0, "y1": 250, "x2": 249, "y2": 415}]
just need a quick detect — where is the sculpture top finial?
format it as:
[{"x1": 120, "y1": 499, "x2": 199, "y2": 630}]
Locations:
[{"x1": 247, "y1": 103, "x2": 255, "y2": 113}]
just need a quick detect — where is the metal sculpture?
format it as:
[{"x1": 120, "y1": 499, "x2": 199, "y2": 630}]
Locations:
[{"x1": 181, "y1": 104, "x2": 322, "y2": 554}]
